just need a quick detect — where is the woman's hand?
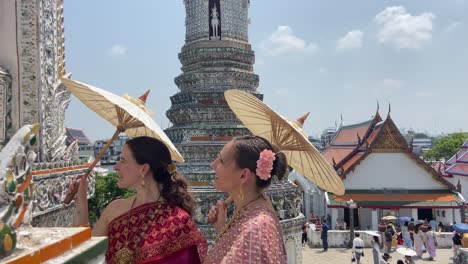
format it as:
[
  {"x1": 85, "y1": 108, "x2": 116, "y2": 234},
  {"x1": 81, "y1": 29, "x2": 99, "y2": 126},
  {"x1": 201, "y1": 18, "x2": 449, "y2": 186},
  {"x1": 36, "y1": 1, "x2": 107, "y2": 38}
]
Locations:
[
  {"x1": 71, "y1": 174, "x2": 89, "y2": 226},
  {"x1": 207, "y1": 200, "x2": 227, "y2": 233}
]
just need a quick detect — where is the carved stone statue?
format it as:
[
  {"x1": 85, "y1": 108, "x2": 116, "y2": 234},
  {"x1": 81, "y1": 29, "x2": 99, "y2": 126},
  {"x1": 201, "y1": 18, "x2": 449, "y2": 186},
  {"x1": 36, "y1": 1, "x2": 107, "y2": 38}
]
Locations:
[{"x1": 211, "y1": 5, "x2": 220, "y2": 39}]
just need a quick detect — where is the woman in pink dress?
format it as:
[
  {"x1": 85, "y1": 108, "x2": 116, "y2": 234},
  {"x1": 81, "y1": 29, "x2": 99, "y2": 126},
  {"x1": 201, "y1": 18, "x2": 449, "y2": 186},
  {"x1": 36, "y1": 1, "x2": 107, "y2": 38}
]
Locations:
[
  {"x1": 425, "y1": 226, "x2": 437, "y2": 261},
  {"x1": 204, "y1": 135, "x2": 288, "y2": 264}
]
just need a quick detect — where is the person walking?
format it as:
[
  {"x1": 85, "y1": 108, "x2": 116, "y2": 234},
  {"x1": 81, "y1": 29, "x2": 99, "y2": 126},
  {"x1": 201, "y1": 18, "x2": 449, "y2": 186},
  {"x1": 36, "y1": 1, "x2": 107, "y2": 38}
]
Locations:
[
  {"x1": 383, "y1": 225, "x2": 394, "y2": 253},
  {"x1": 371, "y1": 235, "x2": 381, "y2": 264},
  {"x1": 425, "y1": 226, "x2": 437, "y2": 261},
  {"x1": 452, "y1": 231, "x2": 462, "y2": 259},
  {"x1": 413, "y1": 225, "x2": 424, "y2": 258},
  {"x1": 302, "y1": 223, "x2": 309, "y2": 246},
  {"x1": 352, "y1": 233, "x2": 364, "y2": 264},
  {"x1": 321, "y1": 221, "x2": 329, "y2": 251}
]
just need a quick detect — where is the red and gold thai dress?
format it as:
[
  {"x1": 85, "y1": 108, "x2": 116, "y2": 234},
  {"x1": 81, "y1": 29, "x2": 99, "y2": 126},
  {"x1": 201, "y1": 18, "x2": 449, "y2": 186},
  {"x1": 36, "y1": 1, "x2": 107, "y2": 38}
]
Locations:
[
  {"x1": 106, "y1": 201, "x2": 207, "y2": 264},
  {"x1": 204, "y1": 204, "x2": 287, "y2": 264}
]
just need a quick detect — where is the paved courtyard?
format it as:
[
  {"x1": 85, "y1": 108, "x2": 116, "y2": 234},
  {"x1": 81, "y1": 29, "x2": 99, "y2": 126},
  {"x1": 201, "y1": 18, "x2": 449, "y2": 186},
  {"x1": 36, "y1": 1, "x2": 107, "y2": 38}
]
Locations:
[{"x1": 302, "y1": 246, "x2": 456, "y2": 264}]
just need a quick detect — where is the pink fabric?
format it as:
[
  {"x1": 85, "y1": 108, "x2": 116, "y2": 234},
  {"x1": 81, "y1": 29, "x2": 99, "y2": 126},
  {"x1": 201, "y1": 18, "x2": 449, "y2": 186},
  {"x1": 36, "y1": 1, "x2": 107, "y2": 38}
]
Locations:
[
  {"x1": 425, "y1": 231, "x2": 437, "y2": 257},
  {"x1": 204, "y1": 204, "x2": 287, "y2": 264}
]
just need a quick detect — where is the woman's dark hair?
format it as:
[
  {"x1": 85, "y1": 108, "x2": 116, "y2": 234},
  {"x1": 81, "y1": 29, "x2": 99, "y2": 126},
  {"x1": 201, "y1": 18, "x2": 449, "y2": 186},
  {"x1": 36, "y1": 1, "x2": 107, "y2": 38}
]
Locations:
[
  {"x1": 232, "y1": 135, "x2": 287, "y2": 189},
  {"x1": 397, "y1": 260, "x2": 404, "y2": 264},
  {"x1": 373, "y1": 235, "x2": 380, "y2": 245},
  {"x1": 125, "y1": 136, "x2": 194, "y2": 215}
]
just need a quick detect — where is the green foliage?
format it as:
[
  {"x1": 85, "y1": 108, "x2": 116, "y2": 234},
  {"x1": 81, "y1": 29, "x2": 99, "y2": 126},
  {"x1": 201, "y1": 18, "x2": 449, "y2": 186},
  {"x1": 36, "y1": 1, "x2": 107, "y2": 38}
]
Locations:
[
  {"x1": 413, "y1": 133, "x2": 429, "y2": 139},
  {"x1": 424, "y1": 132, "x2": 468, "y2": 162},
  {"x1": 88, "y1": 172, "x2": 135, "y2": 223}
]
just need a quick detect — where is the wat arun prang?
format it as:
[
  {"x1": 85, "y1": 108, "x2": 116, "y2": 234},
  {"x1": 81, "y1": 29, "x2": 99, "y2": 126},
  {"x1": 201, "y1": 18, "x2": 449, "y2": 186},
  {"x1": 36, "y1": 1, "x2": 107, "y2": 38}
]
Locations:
[{"x1": 165, "y1": 0, "x2": 304, "y2": 262}]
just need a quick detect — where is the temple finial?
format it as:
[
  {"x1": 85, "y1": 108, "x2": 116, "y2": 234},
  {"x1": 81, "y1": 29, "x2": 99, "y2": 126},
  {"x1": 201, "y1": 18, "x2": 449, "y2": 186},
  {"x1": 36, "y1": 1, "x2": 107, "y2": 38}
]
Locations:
[
  {"x1": 388, "y1": 103, "x2": 391, "y2": 115},
  {"x1": 296, "y1": 112, "x2": 310, "y2": 126},
  {"x1": 376, "y1": 100, "x2": 380, "y2": 113},
  {"x1": 139, "y1": 90, "x2": 151, "y2": 104}
]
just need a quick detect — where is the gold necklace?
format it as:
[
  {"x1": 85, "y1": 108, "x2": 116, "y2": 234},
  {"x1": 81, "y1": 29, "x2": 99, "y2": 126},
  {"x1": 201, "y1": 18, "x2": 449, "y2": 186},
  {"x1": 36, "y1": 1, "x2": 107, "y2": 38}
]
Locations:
[
  {"x1": 115, "y1": 195, "x2": 161, "y2": 264},
  {"x1": 215, "y1": 194, "x2": 263, "y2": 241}
]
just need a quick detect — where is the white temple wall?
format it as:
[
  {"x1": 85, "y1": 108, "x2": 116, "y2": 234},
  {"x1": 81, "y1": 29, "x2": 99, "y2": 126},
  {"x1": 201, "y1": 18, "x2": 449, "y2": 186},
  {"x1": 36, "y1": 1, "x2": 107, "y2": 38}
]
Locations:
[
  {"x1": 399, "y1": 208, "x2": 412, "y2": 218},
  {"x1": 345, "y1": 153, "x2": 447, "y2": 190},
  {"x1": 0, "y1": 0, "x2": 20, "y2": 127}
]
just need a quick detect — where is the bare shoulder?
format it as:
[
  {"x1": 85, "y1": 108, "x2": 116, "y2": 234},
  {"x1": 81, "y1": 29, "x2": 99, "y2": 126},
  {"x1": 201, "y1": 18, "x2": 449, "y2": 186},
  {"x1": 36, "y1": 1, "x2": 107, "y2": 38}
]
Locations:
[{"x1": 102, "y1": 196, "x2": 134, "y2": 222}]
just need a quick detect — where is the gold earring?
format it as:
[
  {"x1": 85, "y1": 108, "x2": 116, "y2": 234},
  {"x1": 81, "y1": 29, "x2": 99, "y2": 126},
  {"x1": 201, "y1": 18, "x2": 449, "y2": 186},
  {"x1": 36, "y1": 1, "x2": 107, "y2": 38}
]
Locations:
[
  {"x1": 141, "y1": 173, "x2": 145, "y2": 187},
  {"x1": 238, "y1": 184, "x2": 244, "y2": 201}
]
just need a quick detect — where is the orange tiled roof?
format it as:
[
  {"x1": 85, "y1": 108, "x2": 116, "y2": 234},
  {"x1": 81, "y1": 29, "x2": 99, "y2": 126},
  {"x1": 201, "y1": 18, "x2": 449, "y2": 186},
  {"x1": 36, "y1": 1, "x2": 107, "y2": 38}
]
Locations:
[
  {"x1": 331, "y1": 120, "x2": 373, "y2": 145},
  {"x1": 342, "y1": 153, "x2": 364, "y2": 171},
  {"x1": 322, "y1": 147, "x2": 354, "y2": 165}
]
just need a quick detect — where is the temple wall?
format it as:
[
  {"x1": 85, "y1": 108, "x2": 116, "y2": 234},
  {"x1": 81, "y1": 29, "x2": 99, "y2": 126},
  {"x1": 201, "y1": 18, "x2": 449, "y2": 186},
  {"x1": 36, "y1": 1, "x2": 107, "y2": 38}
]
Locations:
[{"x1": 345, "y1": 153, "x2": 447, "y2": 190}]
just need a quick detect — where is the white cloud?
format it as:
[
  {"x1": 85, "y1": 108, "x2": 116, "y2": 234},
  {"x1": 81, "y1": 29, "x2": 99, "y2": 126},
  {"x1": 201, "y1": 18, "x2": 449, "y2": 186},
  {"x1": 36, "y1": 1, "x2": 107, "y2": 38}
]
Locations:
[
  {"x1": 259, "y1": 26, "x2": 318, "y2": 56},
  {"x1": 378, "y1": 79, "x2": 405, "y2": 95},
  {"x1": 107, "y1": 44, "x2": 127, "y2": 57},
  {"x1": 445, "y1": 22, "x2": 462, "y2": 33},
  {"x1": 374, "y1": 6, "x2": 435, "y2": 49},
  {"x1": 336, "y1": 30, "x2": 364, "y2": 52}
]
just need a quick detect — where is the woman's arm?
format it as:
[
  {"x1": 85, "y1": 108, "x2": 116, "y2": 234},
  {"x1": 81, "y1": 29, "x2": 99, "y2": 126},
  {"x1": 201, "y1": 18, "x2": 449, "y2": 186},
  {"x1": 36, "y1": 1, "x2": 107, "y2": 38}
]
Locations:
[{"x1": 72, "y1": 175, "x2": 89, "y2": 226}]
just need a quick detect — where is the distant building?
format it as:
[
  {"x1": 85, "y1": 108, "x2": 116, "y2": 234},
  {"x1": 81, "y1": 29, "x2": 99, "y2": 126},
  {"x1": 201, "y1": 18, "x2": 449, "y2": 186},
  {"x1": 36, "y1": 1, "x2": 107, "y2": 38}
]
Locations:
[
  {"x1": 65, "y1": 128, "x2": 94, "y2": 161},
  {"x1": 94, "y1": 135, "x2": 129, "y2": 165},
  {"x1": 308, "y1": 136, "x2": 323, "y2": 152},
  {"x1": 320, "y1": 127, "x2": 337, "y2": 148}
]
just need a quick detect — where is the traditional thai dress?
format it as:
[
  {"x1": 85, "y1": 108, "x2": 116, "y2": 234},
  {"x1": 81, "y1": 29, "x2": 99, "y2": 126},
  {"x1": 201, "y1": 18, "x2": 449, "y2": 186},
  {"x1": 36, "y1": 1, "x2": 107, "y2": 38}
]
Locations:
[
  {"x1": 204, "y1": 204, "x2": 287, "y2": 264},
  {"x1": 106, "y1": 201, "x2": 208, "y2": 264},
  {"x1": 413, "y1": 231, "x2": 424, "y2": 257},
  {"x1": 425, "y1": 230, "x2": 437, "y2": 258}
]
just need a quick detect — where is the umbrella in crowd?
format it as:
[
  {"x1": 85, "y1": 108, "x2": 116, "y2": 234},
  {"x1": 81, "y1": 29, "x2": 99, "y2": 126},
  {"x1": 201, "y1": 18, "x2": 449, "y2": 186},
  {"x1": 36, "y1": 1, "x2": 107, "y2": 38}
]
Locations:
[
  {"x1": 397, "y1": 247, "x2": 417, "y2": 257},
  {"x1": 61, "y1": 78, "x2": 184, "y2": 204},
  {"x1": 399, "y1": 216, "x2": 412, "y2": 223},
  {"x1": 224, "y1": 89, "x2": 345, "y2": 195},
  {"x1": 381, "y1": 215, "x2": 397, "y2": 221},
  {"x1": 453, "y1": 223, "x2": 468, "y2": 234}
]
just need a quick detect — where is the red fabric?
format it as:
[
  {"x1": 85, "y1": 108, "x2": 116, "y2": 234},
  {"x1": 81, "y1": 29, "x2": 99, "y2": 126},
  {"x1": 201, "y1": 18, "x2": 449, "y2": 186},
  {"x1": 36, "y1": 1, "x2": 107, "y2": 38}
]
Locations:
[
  {"x1": 142, "y1": 245, "x2": 201, "y2": 264},
  {"x1": 106, "y1": 202, "x2": 207, "y2": 264}
]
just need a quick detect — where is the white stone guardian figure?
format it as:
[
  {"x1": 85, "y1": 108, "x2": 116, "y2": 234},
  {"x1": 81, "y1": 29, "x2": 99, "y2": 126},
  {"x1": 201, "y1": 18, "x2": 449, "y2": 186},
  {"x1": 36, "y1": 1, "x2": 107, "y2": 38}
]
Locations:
[{"x1": 211, "y1": 5, "x2": 220, "y2": 39}]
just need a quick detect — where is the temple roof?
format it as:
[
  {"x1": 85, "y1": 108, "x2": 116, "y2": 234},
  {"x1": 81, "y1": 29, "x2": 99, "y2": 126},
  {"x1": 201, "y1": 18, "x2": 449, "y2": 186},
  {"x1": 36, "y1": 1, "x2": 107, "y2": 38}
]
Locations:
[
  {"x1": 323, "y1": 110, "x2": 455, "y2": 190},
  {"x1": 434, "y1": 139, "x2": 468, "y2": 177},
  {"x1": 66, "y1": 128, "x2": 91, "y2": 145}
]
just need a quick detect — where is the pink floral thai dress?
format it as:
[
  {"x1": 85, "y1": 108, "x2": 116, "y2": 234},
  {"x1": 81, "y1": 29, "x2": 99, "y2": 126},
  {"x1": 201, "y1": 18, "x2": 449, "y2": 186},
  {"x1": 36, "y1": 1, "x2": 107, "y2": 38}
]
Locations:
[{"x1": 204, "y1": 204, "x2": 287, "y2": 264}]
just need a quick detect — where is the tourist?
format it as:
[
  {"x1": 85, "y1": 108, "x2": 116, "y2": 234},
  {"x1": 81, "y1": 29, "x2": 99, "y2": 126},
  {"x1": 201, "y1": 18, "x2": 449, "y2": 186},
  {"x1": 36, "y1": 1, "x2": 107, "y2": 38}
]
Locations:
[
  {"x1": 321, "y1": 221, "x2": 329, "y2": 251},
  {"x1": 425, "y1": 226, "x2": 437, "y2": 261},
  {"x1": 396, "y1": 260, "x2": 404, "y2": 264},
  {"x1": 71, "y1": 136, "x2": 207, "y2": 263},
  {"x1": 401, "y1": 222, "x2": 413, "y2": 248},
  {"x1": 413, "y1": 225, "x2": 424, "y2": 258},
  {"x1": 437, "y1": 221, "x2": 444, "y2": 232},
  {"x1": 204, "y1": 135, "x2": 287, "y2": 263},
  {"x1": 371, "y1": 235, "x2": 381, "y2": 264},
  {"x1": 352, "y1": 233, "x2": 364, "y2": 264},
  {"x1": 302, "y1": 223, "x2": 309, "y2": 246},
  {"x1": 383, "y1": 225, "x2": 394, "y2": 253},
  {"x1": 380, "y1": 253, "x2": 391, "y2": 264},
  {"x1": 461, "y1": 232, "x2": 468, "y2": 248},
  {"x1": 452, "y1": 231, "x2": 462, "y2": 259}
]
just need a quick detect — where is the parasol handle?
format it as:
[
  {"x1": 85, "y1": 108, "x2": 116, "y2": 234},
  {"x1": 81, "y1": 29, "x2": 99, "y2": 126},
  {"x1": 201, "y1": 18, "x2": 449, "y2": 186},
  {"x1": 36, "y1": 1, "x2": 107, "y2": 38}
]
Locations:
[
  {"x1": 63, "y1": 128, "x2": 124, "y2": 204},
  {"x1": 207, "y1": 195, "x2": 233, "y2": 224}
]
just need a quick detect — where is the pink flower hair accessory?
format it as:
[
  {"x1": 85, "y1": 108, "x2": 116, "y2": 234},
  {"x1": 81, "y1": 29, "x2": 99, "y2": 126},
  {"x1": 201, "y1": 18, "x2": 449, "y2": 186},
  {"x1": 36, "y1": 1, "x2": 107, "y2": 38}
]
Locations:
[{"x1": 256, "y1": 149, "x2": 276, "y2": 180}]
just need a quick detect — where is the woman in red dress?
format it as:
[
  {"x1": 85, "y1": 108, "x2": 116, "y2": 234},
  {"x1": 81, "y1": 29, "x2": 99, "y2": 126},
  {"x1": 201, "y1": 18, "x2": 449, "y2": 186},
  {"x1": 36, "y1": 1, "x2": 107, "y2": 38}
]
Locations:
[{"x1": 72, "y1": 136, "x2": 207, "y2": 264}]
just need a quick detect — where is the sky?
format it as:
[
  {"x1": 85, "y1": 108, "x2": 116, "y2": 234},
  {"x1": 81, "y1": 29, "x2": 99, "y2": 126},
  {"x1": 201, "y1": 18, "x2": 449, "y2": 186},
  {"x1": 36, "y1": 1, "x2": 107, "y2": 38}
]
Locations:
[{"x1": 63, "y1": 0, "x2": 468, "y2": 141}]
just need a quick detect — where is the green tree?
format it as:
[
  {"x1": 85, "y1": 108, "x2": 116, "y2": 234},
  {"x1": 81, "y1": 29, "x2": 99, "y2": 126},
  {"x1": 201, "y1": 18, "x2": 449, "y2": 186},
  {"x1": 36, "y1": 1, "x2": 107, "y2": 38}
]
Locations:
[
  {"x1": 424, "y1": 132, "x2": 468, "y2": 162},
  {"x1": 88, "y1": 172, "x2": 135, "y2": 223}
]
